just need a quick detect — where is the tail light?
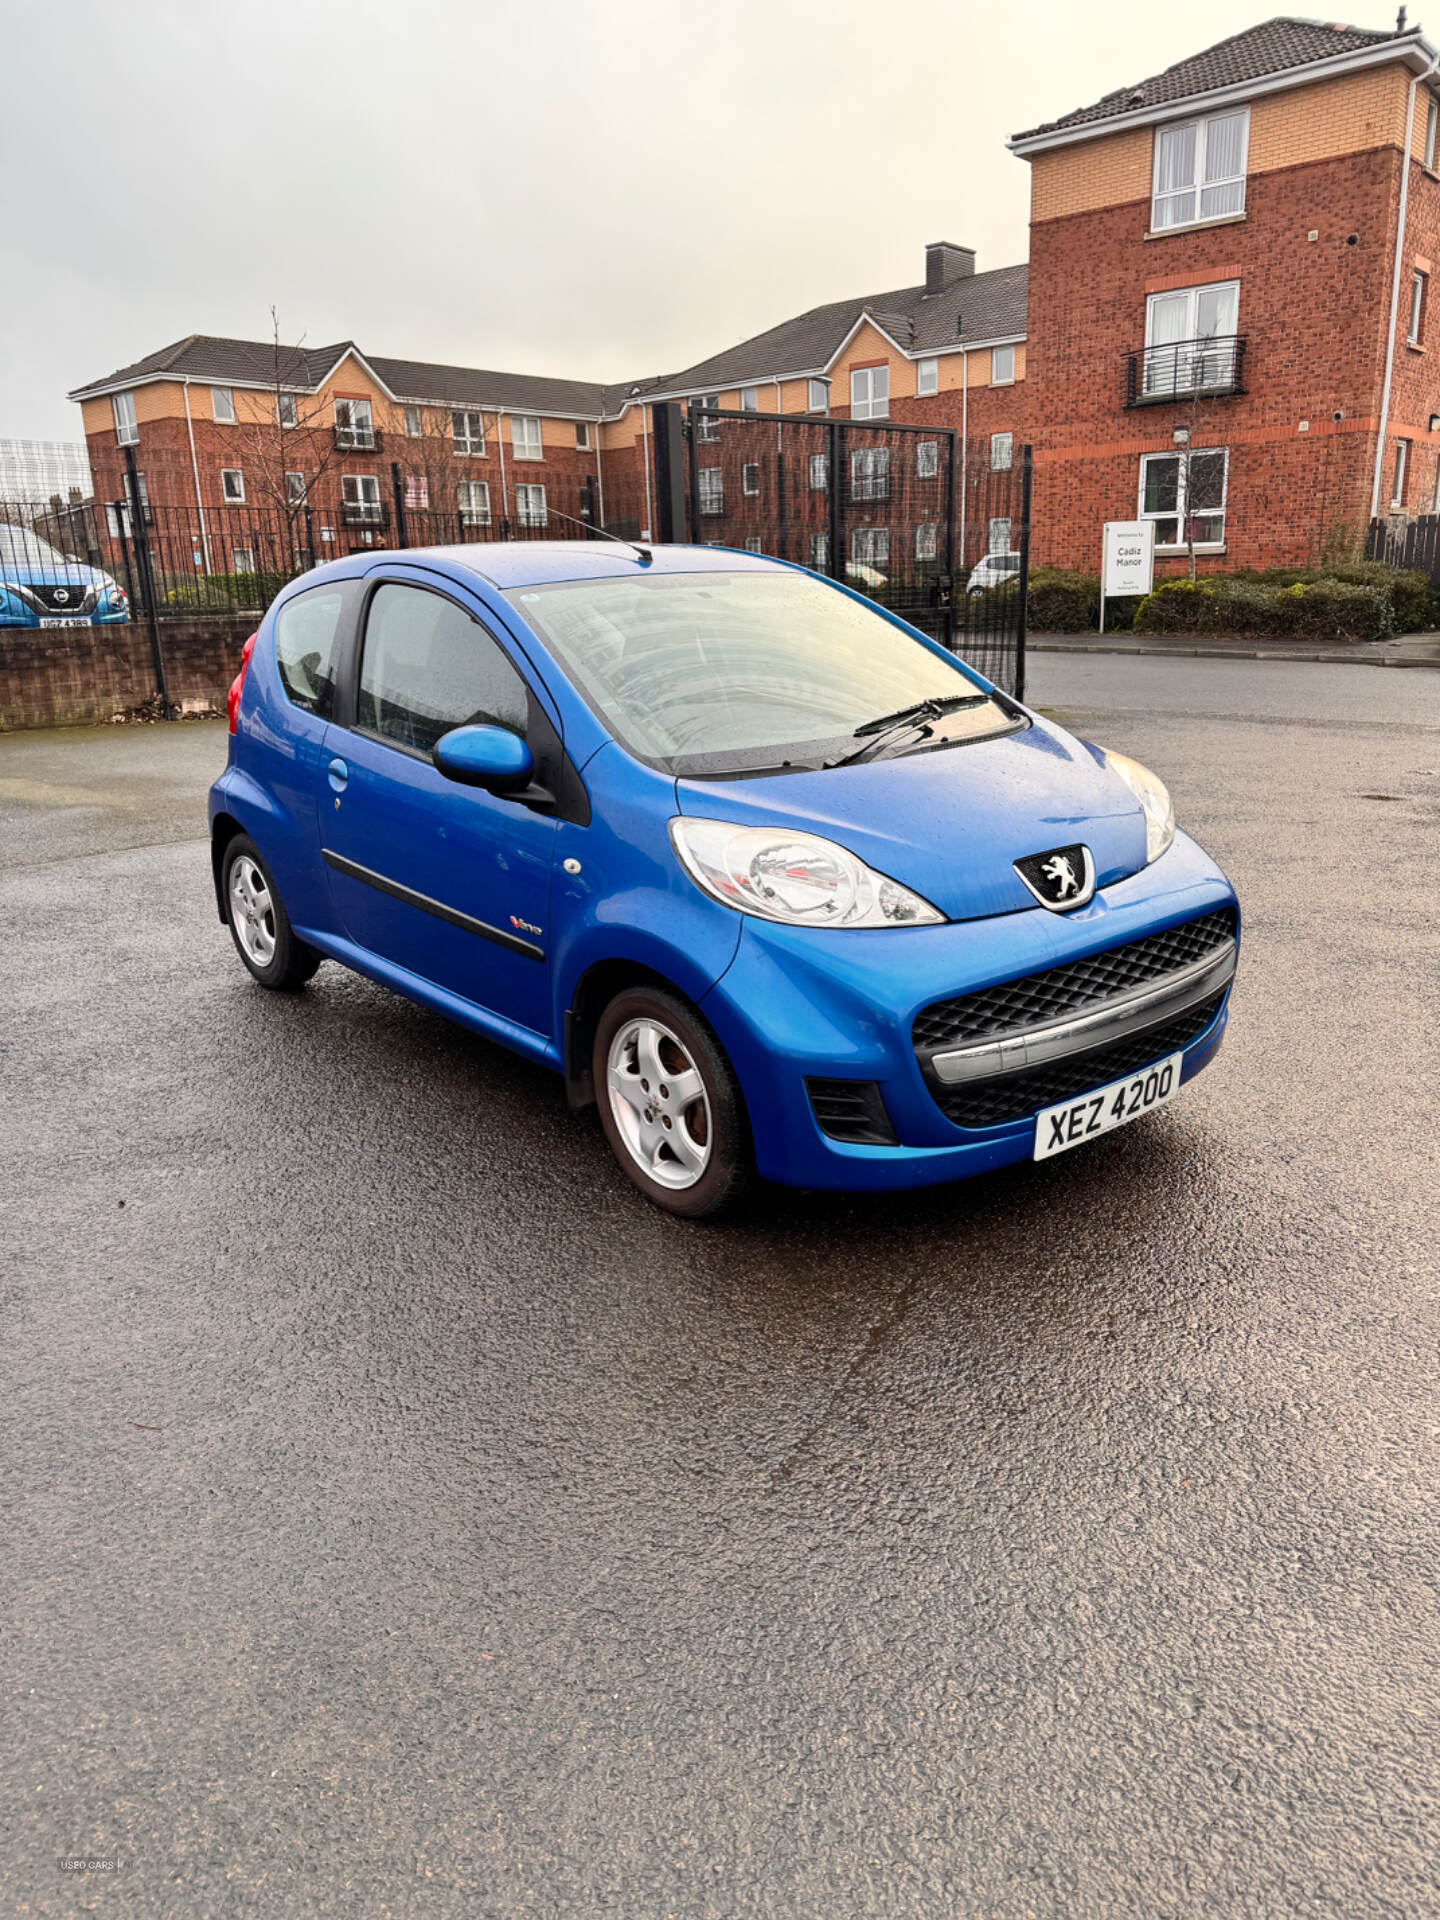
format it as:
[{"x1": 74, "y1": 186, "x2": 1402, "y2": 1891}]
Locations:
[{"x1": 227, "y1": 632, "x2": 257, "y2": 735}]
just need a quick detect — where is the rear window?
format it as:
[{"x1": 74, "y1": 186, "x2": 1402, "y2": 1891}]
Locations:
[{"x1": 274, "y1": 587, "x2": 345, "y2": 719}]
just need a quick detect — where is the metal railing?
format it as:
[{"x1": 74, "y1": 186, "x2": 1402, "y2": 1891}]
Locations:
[{"x1": 1126, "y1": 334, "x2": 1246, "y2": 407}]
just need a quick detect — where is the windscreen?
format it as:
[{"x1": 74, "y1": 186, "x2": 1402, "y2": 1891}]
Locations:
[
  {"x1": 0, "y1": 527, "x2": 68, "y2": 568},
  {"x1": 508, "y1": 569, "x2": 1013, "y2": 775}
]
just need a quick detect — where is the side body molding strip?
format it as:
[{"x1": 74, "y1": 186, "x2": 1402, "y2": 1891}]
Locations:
[{"x1": 321, "y1": 849, "x2": 546, "y2": 962}]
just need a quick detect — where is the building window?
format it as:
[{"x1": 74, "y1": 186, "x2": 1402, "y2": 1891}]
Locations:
[
  {"x1": 512, "y1": 415, "x2": 543, "y2": 461},
  {"x1": 576, "y1": 422, "x2": 591, "y2": 449},
  {"x1": 457, "y1": 480, "x2": 491, "y2": 526},
  {"x1": 405, "y1": 405, "x2": 423, "y2": 438},
  {"x1": 990, "y1": 432, "x2": 1013, "y2": 471},
  {"x1": 739, "y1": 386, "x2": 759, "y2": 412},
  {"x1": 1392, "y1": 438, "x2": 1412, "y2": 508},
  {"x1": 916, "y1": 440, "x2": 939, "y2": 480},
  {"x1": 809, "y1": 531, "x2": 829, "y2": 571},
  {"x1": 1410, "y1": 270, "x2": 1428, "y2": 346},
  {"x1": 405, "y1": 474, "x2": 429, "y2": 509},
  {"x1": 284, "y1": 471, "x2": 306, "y2": 505},
  {"x1": 1139, "y1": 447, "x2": 1228, "y2": 547},
  {"x1": 278, "y1": 392, "x2": 299, "y2": 429},
  {"x1": 809, "y1": 452, "x2": 828, "y2": 490},
  {"x1": 231, "y1": 547, "x2": 256, "y2": 574},
  {"x1": 1143, "y1": 281, "x2": 1240, "y2": 395},
  {"x1": 849, "y1": 446, "x2": 890, "y2": 501},
  {"x1": 516, "y1": 482, "x2": 548, "y2": 526},
  {"x1": 745, "y1": 535, "x2": 763, "y2": 553},
  {"x1": 121, "y1": 469, "x2": 151, "y2": 526},
  {"x1": 849, "y1": 527, "x2": 890, "y2": 568},
  {"x1": 334, "y1": 398, "x2": 375, "y2": 449},
  {"x1": 916, "y1": 358, "x2": 938, "y2": 396},
  {"x1": 113, "y1": 391, "x2": 138, "y2": 446},
  {"x1": 915, "y1": 522, "x2": 938, "y2": 561},
  {"x1": 1427, "y1": 93, "x2": 1439, "y2": 170},
  {"x1": 342, "y1": 474, "x2": 382, "y2": 522},
  {"x1": 808, "y1": 379, "x2": 829, "y2": 413},
  {"x1": 1152, "y1": 107, "x2": 1248, "y2": 230},
  {"x1": 990, "y1": 344, "x2": 1015, "y2": 386},
  {"x1": 212, "y1": 386, "x2": 235, "y2": 424},
  {"x1": 695, "y1": 395, "x2": 720, "y2": 442},
  {"x1": 850, "y1": 365, "x2": 890, "y2": 419},
  {"x1": 221, "y1": 468, "x2": 245, "y2": 504},
  {"x1": 988, "y1": 516, "x2": 1013, "y2": 554},
  {"x1": 698, "y1": 467, "x2": 724, "y2": 515},
  {"x1": 453, "y1": 410, "x2": 485, "y2": 456},
  {"x1": 742, "y1": 462, "x2": 760, "y2": 497}
]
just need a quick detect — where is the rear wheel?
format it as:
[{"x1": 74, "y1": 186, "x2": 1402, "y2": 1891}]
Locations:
[
  {"x1": 593, "y1": 986, "x2": 752, "y2": 1218},
  {"x1": 222, "y1": 834, "x2": 322, "y2": 991}
]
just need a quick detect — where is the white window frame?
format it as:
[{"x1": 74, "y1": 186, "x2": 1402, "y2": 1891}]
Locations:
[
  {"x1": 915, "y1": 521, "x2": 938, "y2": 561},
  {"x1": 1410, "y1": 269, "x2": 1428, "y2": 346},
  {"x1": 1142, "y1": 281, "x2": 1240, "y2": 396},
  {"x1": 850, "y1": 365, "x2": 890, "y2": 420},
  {"x1": 284, "y1": 470, "x2": 306, "y2": 506},
  {"x1": 231, "y1": 546, "x2": 256, "y2": 574},
  {"x1": 453, "y1": 409, "x2": 486, "y2": 456},
  {"x1": 277, "y1": 392, "x2": 299, "y2": 429},
  {"x1": 849, "y1": 446, "x2": 890, "y2": 501},
  {"x1": 695, "y1": 395, "x2": 721, "y2": 442},
  {"x1": 404, "y1": 405, "x2": 423, "y2": 438},
  {"x1": 807, "y1": 379, "x2": 829, "y2": 414},
  {"x1": 575, "y1": 421, "x2": 591, "y2": 449},
  {"x1": 211, "y1": 386, "x2": 236, "y2": 424},
  {"x1": 990, "y1": 432, "x2": 1013, "y2": 472},
  {"x1": 744, "y1": 535, "x2": 763, "y2": 553},
  {"x1": 334, "y1": 397, "x2": 374, "y2": 448},
  {"x1": 342, "y1": 473, "x2": 382, "y2": 523},
  {"x1": 457, "y1": 480, "x2": 491, "y2": 526},
  {"x1": 1151, "y1": 107, "x2": 1249, "y2": 232},
  {"x1": 988, "y1": 516, "x2": 1013, "y2": 555},
  {"x1": 220, "y1": 467, "x2": 245, "y2": 504},
  {"x1": 809, "y1": 531, "x2": 829, "y2": 571},
  {"x1": 1426, "y1": 93, "x2": 1438, "y2": 170},
  {"x1": 916, "y1": 357, "x2": 938, "y2": 397},
  {"x1": 698, "y1": 467, "x2": 724, "y2": 515},
  {"x1": 849, "y1": 526, "x2": 889, "y2": 567},
  {"x1": 742, "y1": 462, "x2": 760, "y2": 497},
  {"x1": 1138, "y1": 446, "x2": 1229, "y2": 550},
  {"x1": 113, "y1": 391, "x2": 138, "y2": 446},
  {"x1": 990, "y1": 344, "x2": 1015, "y2": 387},
  {"x1": 516, "y1": 482, "x2": 548, "y2": 526},
  {"x1": 1392, "y1": 438, "x2": 1411, "y2": 509},
  {"x1": 739, "y1": 386, "x2": 759, "y2": 412},
  {"x1": 916, "y1": 440, "x2": 939, "y2": 480},
  {"x1": 809, "y1": 452, "x2": 828, "y2": 491},
  {"x1": 511, "y1": 415, "x2": 543, "y2": 461}
]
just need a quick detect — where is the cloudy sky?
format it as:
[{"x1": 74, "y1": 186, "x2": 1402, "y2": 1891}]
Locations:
[{"x1": 2, "y1": 0, "x2": 1410, "y2": 442}]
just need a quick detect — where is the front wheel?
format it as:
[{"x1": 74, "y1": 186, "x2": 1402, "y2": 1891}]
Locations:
[
  {"x1": 222, "y1": 834, "x2": 322, "y2": 991},
  {"x1": 593, "y1": 987, "x2": 752, "y2": 1219}
]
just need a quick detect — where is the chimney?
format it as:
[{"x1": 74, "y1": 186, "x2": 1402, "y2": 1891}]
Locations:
[{"x1": 925, "y1": 242, "x2": 975, "y2": 295}]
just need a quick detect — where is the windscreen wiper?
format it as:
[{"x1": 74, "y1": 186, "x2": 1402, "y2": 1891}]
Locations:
[{"x1": 826, "y1": 693, "x2": 988, "y2": 768}]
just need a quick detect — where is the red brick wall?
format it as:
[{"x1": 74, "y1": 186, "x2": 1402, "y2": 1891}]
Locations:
[{"x1": 0, "y1": 612, "x2": 256, "y2": 730}]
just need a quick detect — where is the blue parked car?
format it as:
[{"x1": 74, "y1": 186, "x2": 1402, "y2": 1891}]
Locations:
[
  {"x1": 0, "y1": 524, "x2": 129, "y2": 626},
  {"x1": 209, "y1": 542, "x2": 1239, "y2": 1217}
]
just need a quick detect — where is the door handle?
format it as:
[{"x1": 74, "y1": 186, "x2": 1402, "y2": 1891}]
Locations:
[{"x1": 327, "y1": 758, "x2": 349, "y2": 793}]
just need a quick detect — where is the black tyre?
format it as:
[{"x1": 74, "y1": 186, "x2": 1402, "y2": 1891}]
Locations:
[
  {"x1": 593, "y1": 986, "x2": 753, "y2": 1219},
  {"x1": 221, "y1": 834, "x2": 322, "y2": 991}
]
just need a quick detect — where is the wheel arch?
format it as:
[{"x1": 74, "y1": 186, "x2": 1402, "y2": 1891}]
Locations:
[
  {"x1": 563, "y1": 959, "x2": 685, "y2": 1110},
  {"x1": 210, "y1": 811, "x2": 246, "y2": 922}
]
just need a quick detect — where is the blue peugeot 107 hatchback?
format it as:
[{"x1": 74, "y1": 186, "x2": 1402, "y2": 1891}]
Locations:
[{"x1": 209, "y1": 541, "x2": 1239, "y2": 1217}]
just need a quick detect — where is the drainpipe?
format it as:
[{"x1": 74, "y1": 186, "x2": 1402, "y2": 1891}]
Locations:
[
  {"x1": 181, "y1": 377, "x2": 212, "y2": 571},
  {"x1": 495, "y1": 409, "x2": 509, "y2": 523},
  {"x1": 959, "y1": 349, "x2": 969, "y2": 565},
  {"x1": 1371, "y1": 50, "x2": 1440, "y2": 519},
  {"x1": 641, "y1": 405, "x2": 654, "y2": 540}
]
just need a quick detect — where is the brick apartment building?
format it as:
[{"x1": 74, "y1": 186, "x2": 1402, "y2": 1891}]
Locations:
[{"x1": 63, "y1": 15, "x2": 1440, "y2": 579}]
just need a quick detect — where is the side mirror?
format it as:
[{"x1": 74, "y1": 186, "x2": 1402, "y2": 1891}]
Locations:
[{"x1": 433, "y1": 724, "x2": 534, "y2": 793}]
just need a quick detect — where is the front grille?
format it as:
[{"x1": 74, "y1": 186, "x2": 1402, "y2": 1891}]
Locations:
[
  {"x1": 30, "y1": 582, "x2": 93, "y2": 613},
  {"x1": 913, "y1": 906, "x2": 1237, "y2": 1053},
  {"x1": 806, "y1": 1077, "x2": 898, "y2": 1146},
  {"x1": 927, "y1": 988, "x2": 1228, "y2": 1129}
]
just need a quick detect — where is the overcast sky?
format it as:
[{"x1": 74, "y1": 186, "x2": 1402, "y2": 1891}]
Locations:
[{"x1": 1, "y1": 0, "x2": 1411, "y2": 441}]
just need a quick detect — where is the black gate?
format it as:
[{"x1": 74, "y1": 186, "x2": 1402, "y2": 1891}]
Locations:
[
  {"x1": 685, "y1": 405, "x2": 1030, "y2": 698},
  {"x1": 1366, "y1": 512, "x2": 1440, "y2": 584}
]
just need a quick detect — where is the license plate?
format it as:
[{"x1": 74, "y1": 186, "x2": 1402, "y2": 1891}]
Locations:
[
  {"x1": 39, "y1": 616, "x2": 91, "y2": 628},
  {"x1": 1034, "y1": 1052, "x2": 1183, "y2": 1161}
]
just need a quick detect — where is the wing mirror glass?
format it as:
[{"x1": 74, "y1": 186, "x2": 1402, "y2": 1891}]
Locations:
[{"x1": 432, "y1": 724, "x2": 534, "y2": 793}]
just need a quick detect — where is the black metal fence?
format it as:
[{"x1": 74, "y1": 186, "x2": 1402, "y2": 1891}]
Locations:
[
  {"x1": 685, "y1": 406, "x2": 1030, "y2": 698},
  {"x1": 1366, "y1": 511, "x2": 1440, "y2": 584}
]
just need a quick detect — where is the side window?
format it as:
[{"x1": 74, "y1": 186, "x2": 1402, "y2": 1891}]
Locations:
[
  {"x1": 274, "y1": 587, "x2": 345, "y2": 718},
  {"x1": 358, "y1": 582, "x2": 528, "y2": 755}
]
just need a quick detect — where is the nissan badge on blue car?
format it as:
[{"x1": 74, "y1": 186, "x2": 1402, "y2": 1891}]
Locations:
[{"x1": 208, "y1": 541, "x2": 1239, "y2": 1217}]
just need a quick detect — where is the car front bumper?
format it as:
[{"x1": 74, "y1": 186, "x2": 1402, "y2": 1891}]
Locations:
[{"x1": 699, "y1": 830, "x2": 1238, "y2": 1192}]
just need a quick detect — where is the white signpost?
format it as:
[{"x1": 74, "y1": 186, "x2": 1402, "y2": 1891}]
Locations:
[{"x1": 1100, "y1": 520, "x2": 1155, "y2": 632}]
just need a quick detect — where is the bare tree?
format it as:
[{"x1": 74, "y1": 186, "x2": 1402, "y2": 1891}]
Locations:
[
  {"x1": 228, "y1": 308, "x2": 343, "y2": 548},
  {"x1": 397, "y1": 402, "x2": 503, "y2": 538}
]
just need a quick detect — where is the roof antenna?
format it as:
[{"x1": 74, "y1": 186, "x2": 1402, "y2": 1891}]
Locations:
[{"x1": 540, "y1": 504, "x2": 653, "y2": 564}]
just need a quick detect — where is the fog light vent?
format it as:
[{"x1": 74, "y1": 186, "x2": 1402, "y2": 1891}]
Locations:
[{"x1": 805, "y1": 1078, "x2": 898, "y2": 1146}]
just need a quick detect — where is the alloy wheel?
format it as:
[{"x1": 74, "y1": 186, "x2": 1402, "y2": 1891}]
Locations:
[
  {"x1": 605, "y1": 1017, "x2": 713, "y2": 1190},
  {"x1": 229, "y1": 854, "x2": 277, "y2": 969}
]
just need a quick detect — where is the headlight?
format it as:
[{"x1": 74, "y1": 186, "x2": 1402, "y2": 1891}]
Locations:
[
  {"x1": 1104, "y1": 749, "x2": 1175, "y2": 862},
  {"x1": 668, "y1": 818, "x2": 944, "y2": 928}
]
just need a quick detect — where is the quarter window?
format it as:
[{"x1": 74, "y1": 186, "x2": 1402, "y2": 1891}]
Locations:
[
  {"x1": 211, "y1": 386, "x2": 235, "y2": 424},
  {"x1": 850, "y1": 365, "x2": 890, "y2": 419},
  {"x1": 358, "y1": 583, "x2": 529, "y2": 755},
  {"x1": 990, "y1": 344, "x2": 1015, "y2": 385},
  {"x1": 453, "y1": 410, "x2": 485, "y2": 456},
  {"x1": 1139, "y1": 447, "x2": 1228, "y2": 547},
  {"x1": 850, "y1": 446, "x2": 890, "y2": 501},
  {"x1": 916, "y1": 357, "x2": 938, "y2": 396},
  {"x1": 1152, "y1": 108, "x2": 1248, "y2": 230},
  {"x1": 274, "y1": 586, "x2": 345, "y2": 718},
  {"x1": 516, "y1": 482, "x2": 547, "y2": 526},
  {"x1": 990, "y1": 432, "x2": 1013, "y2": 471},
  {"x1": 698, "y1": 467, "x2": 724, "y2": 515},
  {"x1": 457, "y1": 480, "x2": 491, "y2": 526},
  {"x1": 808, "y1": 379, "x2": 829, "y2": 413},
  {"x1": 221, "y1": 468, "x2": 245, "y2": 503},
  {"x1": 113, "y1": 391, "x2": 138, "y2": 446},
  {"x1": 511, "y1": 415, "x2": 543, "y2": 460}
]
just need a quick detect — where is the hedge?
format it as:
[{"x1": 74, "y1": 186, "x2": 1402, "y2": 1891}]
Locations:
[{"x1": 1133, "y1": 575, "x2": 1393, "y2": 642}]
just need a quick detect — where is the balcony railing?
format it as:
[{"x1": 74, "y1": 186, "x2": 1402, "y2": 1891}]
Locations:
[
  {"x1": 340, "y1": 498, "x2": 388, "y2": 528},
  {"x1": 333, "y1": 423, "x2": 380, "y2": 453},
  {"x1": 1125, "y1": 335, "x2": 1246, "y2": 408}
]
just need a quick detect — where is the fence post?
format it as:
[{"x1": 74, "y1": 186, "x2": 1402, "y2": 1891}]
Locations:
[
  {"x1": 775, "y1": 435, "x2": 786, "y2": 563},
  {"x1": 651, "y1": 401, "x2": 687, "y2": 543},
  {"x1": 390, "y1": 462, "x2": 408, "y2": 549},
  {"x1": 122, "y1": 443, "x2": 173, "y2": 718},
  {"x1": 686, "y1": 406, "x2": 700, "y2": 543},
  {"x1": 304, "y1": 505, "x2": 317, "y2": 571},
  {"x1": 1014, "y1": 445, "x2": 1033, "y2": 706},
  {"x1": 827, "y1": 421, "x2": 844, "y2": 580},
  {"x1": 943, "y1": 430, "x2": 958, "y2": 651}
]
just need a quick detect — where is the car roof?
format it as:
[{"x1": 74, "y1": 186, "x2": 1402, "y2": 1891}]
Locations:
[{"x1": 400, "y1": 540, "x2": 786, "y2": 591}]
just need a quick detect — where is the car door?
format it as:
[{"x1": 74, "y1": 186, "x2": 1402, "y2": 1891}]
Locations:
[{"x1": 318, "y1": 574, "x2": 557, "y2": 1037}]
